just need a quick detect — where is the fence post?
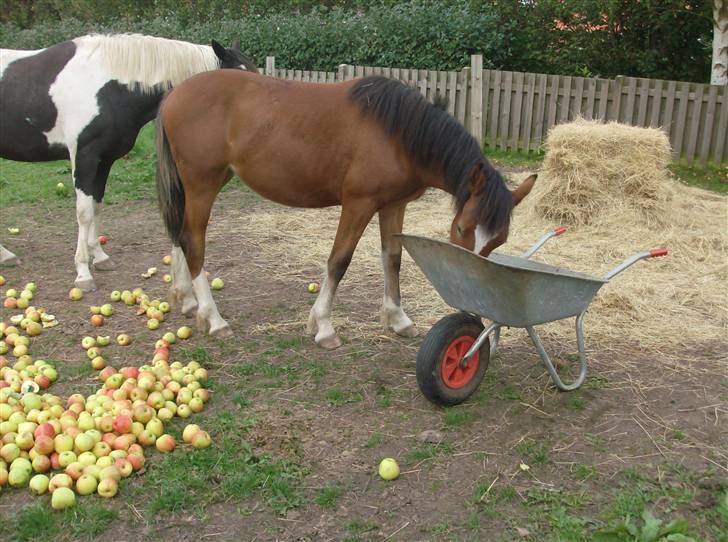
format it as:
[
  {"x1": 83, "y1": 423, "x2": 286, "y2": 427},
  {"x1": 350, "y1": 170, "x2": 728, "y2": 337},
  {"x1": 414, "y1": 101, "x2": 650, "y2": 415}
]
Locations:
[
  {"x1": 338, "y1": 64, "x2": 347, "y2": 82},
  {"x1": 265, "y1": 56, "x2": 275, "y2": 77},
  {"x1": 469, "y1": 55, "x2": 484, "y2": 145}
]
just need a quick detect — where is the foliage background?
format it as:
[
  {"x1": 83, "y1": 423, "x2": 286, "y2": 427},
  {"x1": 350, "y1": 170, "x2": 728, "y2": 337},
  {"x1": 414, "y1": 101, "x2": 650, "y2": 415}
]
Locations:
[{"x1": 0, "y1": 0, "x2": 714, "y2": 82}]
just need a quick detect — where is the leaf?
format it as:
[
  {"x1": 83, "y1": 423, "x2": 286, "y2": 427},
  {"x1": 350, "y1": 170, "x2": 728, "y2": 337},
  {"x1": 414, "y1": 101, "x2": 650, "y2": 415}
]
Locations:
[
  {"x1": 659, "y1": 518, "x2": 690, "y2": 536},
  {"x1": 641, "y1": 509, "x2": 662, "y2": 541}
]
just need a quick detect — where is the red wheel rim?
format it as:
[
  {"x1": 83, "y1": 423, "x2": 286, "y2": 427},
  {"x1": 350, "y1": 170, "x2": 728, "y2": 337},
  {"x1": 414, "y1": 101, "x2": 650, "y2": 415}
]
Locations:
[{"x1": 440, "y1": 336, "x2": 480, "y2": 389}]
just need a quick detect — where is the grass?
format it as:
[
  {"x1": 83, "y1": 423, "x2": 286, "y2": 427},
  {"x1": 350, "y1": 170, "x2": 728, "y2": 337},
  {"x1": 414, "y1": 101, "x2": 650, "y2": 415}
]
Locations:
[
  {"x1": 13, "y1": 501, "x2": 118, "y2": 542},
  {"x1": 315, "y1": 484, "x2": 347, "y2": 507},
  {"x1": 141, "y1": 412, "x2": 307, "y2": 517},
  {"x1": 515, "y1": 438, "x2": 551, "y2": 465}
]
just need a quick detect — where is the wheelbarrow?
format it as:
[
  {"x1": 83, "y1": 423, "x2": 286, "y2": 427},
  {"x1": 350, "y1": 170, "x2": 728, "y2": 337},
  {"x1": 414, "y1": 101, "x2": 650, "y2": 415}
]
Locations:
[{"x1": 398, "y1": 229, "x2": 668, "y2": 406}]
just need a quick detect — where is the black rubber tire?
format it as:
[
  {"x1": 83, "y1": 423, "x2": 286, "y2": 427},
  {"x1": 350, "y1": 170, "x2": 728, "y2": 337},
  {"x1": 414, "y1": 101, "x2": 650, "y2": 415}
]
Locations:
[{"x1": 416, "y1": 312, "x2": 490, "y2": 407}]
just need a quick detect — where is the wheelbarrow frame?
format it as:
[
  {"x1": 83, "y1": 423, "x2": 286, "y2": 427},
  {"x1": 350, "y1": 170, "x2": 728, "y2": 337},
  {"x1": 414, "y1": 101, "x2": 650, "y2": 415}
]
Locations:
[{"x1": 398, "y1": 230, "x2": 667, "y2": 401}]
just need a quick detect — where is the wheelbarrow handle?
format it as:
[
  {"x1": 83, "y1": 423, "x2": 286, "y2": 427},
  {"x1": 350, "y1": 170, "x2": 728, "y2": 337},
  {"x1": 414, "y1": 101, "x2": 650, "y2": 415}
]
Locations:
[
  {"x1": 521, "y1": 227, "x2": 568, "y2": 259},
  {"x1": 603, "y1": 247, "x2": 668, "y2": 281}
]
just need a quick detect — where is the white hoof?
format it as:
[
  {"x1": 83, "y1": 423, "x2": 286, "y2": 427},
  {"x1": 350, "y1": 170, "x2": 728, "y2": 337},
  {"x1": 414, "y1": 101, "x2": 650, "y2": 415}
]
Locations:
[
  {"x1": 315, "y1": 330, "x2": 343, "y2": 350},
  {"x1": 75, "y1": 277, "x2": 96, "y2": 292},
  {"x1": 93, "y1": 257, "x2": 116, "y2": 271}
]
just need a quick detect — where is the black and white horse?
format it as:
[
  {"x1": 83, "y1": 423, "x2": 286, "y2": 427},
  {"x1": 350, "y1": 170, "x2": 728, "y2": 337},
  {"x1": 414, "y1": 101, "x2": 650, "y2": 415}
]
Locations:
[{"x1": 0, "y1": 33, "x2": 256, "y2": 289}]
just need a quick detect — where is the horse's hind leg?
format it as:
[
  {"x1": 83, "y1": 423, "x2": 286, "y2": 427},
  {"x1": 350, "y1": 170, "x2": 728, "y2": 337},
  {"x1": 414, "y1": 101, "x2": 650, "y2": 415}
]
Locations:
[
  {"x1": 178, "y1": 171, "x2": 231, "y2": 337},
  {"x1": 169, "y1": 244, "x2": 198, "y2": 316},
  {"x1": 378, "y1": 203, "x2": 417, "y2": 337},
  {"x1": 0, "y1": 243, "x2": 20, "y2": 266},
  {"x1": 307, "y1": 201, "x2": 377, "y2": 349}
]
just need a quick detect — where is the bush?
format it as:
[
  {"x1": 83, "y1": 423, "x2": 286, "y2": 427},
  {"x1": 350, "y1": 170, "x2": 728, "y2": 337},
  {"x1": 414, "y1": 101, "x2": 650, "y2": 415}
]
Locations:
[{"x1": 0, "y1": 2, "x2": 507, "y2": 72}]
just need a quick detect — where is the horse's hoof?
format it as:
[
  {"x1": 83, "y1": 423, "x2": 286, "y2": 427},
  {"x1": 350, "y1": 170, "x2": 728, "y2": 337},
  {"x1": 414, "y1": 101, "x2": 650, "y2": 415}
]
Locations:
[
  {"x1": 394, "y1": 323, "x2": 418, "y2": 338},
  {"x1": 0, "y1": 255, "x2": 20, "y2": 266},
  {"x1": 75, "y1": 278, "x2": 96, "y2": 292},
  {"x1": 315, "y1": 331, "x2": 342, "y2": 350},
  {"x1": 210, "y1": 324, "x2": 233, "y2": 338},
  {"x1": 93, "y1": 257, "x2": 116, "y2": 271}
]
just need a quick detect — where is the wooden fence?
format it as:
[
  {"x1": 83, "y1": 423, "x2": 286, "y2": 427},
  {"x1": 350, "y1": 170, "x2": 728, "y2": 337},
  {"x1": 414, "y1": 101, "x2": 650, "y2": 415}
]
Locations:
[{"x1": 262, "y1": 55, "x2": 728, "y2": 166}]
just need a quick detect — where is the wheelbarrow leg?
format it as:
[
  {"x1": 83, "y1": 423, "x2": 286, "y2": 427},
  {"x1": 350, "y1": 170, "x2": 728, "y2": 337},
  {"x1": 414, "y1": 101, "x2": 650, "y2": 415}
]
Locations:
[
  {"x1": 525, "y1": 311, "x2": 588, "y2": 391},
  {"x1": 489, "y1": 324, "x2": 501, "y2": 358}
]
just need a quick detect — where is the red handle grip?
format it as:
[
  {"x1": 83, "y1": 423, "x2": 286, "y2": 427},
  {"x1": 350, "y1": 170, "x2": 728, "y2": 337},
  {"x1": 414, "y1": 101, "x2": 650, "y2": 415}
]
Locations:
[
  {"x1": 649, "y1": 248, "x2": 668, "y2": 257},
  {"x1": 553, "y1": 227, "x2": 567, "y2": 236}
]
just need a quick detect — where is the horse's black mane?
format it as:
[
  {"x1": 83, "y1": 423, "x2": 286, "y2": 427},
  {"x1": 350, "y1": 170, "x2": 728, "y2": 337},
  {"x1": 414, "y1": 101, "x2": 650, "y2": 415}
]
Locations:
[{"x1": 350, "y1": 76, "x2": 512, "y2": 236}]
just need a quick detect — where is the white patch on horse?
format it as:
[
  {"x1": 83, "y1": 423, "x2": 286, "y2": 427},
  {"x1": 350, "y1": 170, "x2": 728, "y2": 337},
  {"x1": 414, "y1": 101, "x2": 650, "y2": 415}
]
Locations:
[
  {"x1": 44, "y1": 46, "x2": 107, "y2": 148},
  {"x1": 191, "y1": 270, "x2": 229, "y2": 335},
  {"x1": 171, "y1": 246, "x2": 198, "y2": 315},
  {"x1": 474, "y1": 224, "x2": 494, "y2": 255},
  {"x1": 307, "y1": 276, "x2": 341, "y2": 348},
  {"x1": 0, "y1": 49, "x2": 41, "y2": 78}
]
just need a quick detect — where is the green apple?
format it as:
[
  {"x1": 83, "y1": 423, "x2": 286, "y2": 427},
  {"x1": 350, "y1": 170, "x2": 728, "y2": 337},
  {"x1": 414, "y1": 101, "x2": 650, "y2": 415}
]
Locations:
[
  {"x1": 29, "y1": 473, "x2": 49, "y2": 495},
  {"x1": 210, "y1": 277, "x2": 224, "y2": 290},
  {"x1": 100, "y1": 304, "x2": 113, "y2": 317},
  {"x1": 378, "y1": 458, "x2": 400, "y2": 481},
  {"x1": 51, "y1": 486, "x2": 76, "y2": 510}
]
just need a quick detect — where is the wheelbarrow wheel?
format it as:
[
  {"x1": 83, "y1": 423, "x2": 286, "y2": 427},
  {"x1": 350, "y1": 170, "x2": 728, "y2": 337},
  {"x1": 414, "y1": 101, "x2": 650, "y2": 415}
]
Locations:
[{"x1": 416, "y1": 312, "x2": 490, "y2": 407}]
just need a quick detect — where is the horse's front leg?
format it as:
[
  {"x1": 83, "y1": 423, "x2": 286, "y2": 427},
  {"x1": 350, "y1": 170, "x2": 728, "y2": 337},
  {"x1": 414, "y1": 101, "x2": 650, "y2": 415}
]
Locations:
[
  {"x1": 0, "y1": 243, "x2": 20, "y2": 266},
  {"x1": 89, "y1": 198, "x2": 115, "y2": 271},
  {"x1": 73, "y1": 189, "x2": 97, "y2": 291},
  {"x1": 307, "y1": 201, "x2": 377, "y2": 349},
  {"x1": 378, "y1": 203, "x2": 417, "y2": 337}
]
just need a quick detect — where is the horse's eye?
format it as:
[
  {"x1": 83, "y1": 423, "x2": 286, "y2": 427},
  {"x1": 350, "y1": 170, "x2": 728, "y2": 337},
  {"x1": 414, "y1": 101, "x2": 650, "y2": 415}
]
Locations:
[{"x1": 456, "y1": 224, "x2": 464, "y2": 237}]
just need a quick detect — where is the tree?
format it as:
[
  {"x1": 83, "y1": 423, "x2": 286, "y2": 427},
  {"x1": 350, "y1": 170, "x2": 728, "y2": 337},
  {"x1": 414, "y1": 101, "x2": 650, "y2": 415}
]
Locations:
[{"x1": 713, "y1": 0, "x2": 728, "y2": 85}]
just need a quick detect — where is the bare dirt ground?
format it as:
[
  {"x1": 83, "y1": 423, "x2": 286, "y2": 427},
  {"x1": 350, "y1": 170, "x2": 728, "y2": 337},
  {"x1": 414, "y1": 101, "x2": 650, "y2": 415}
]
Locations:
[{"x1": 1, "y1": 185, "x2": 726, "y2": 541}]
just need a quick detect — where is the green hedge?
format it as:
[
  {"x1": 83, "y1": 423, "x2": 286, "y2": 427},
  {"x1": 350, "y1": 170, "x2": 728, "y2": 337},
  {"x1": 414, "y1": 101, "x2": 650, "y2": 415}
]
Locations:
[{"x1": 0, "y1": 2, "x2": 508, "y2": 72}]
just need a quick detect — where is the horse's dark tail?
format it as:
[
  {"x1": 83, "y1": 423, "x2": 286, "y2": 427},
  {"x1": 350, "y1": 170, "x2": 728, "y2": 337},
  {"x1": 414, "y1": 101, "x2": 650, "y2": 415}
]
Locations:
[{"x1": 155, "y1": 112, "x2": 185, "y2": 245}]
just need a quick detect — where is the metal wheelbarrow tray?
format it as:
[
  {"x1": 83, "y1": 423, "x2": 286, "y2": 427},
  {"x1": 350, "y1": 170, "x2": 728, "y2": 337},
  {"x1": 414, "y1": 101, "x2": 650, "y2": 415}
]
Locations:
[{"x1": 398, "y1": 229, "x2": 667, "y2": 406}]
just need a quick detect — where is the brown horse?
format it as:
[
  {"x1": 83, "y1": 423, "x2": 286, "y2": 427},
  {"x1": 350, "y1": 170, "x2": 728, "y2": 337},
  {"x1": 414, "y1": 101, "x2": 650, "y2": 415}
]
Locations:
[{"x1": 156, "y1": 71, "x2": 535, "y2": 348}]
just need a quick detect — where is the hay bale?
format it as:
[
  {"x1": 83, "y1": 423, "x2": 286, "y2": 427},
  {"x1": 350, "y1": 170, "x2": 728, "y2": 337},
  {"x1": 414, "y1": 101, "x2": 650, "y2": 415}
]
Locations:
[{"x1": 532, "y1": 118, "x2": 673, "y2": 227}]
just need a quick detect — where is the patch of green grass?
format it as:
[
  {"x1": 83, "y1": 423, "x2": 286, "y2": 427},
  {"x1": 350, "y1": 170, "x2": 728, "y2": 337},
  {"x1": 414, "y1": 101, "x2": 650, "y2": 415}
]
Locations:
[
  {"x1": 63, "y1": 504, "x2": 118, "y2": 539},
  {"x1": 346, "y1": 518, "x2": 379, "y2": 535},
  {"x1": 405, "y1": 442, "x2": 454, "y2": 464},
  {"x1": 484, "y1": 147, "x2": 544, "y2": 170},
  {"x1": 430, "y1": 521, "x2": 452, "y2": 536},
  {"x1": 365, "y1": 432, "x2": 384, "y2": 449},
  {"x1": 671, "y1": 162, "x2": 728, "y2": 193},
  {"x1": 670, "y1": 430, "x2": 687, "y2": 441},
  {"x1": 13, "y1": 501, "x2": 117, "y2": 542},
  {"x1": 568, "y1": 396, "x2": 587, "y2": 411},
  {"x1": 515, "y1": 438, "x2": 551, "y2": 465},
  {"x1": 14, "y1": 503, "x2": 59, "y2": 542},
  {"x1": 585, "y1": 433, "x2": 608, "y2": 453},
  {"x1": 442, "y1": 408, "x2": 472, "y2": 428},
  {"x1": 525, "y1": 488, "x2": 590, "y2": 541},
  {"x1": 375, "y1": 386, "x2": 392, "y2": 408},
  {"x1": 325, "y1": 387, "x2": 361, "y2": 406},
  {"x1": 574, "y1": 463, "x2": 600, "y2": 482},
  {"x1": 315, "y1": 484, "x2": 346, "y2": 507},
  {"x1": 142, "y1": 412, "x2": 306, "y2": 517},
  {"x1": 494, "y1": 385, "x2": 522, "y2": 401},
  {"x1": 594, "y1": 508, "x2": 697, "y2": 542}
]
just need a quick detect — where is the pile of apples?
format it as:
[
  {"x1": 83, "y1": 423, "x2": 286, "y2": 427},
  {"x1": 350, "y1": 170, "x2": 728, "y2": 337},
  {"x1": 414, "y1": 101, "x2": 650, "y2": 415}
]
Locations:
[{"x1": 0, "y1": 278, "x2": 214, "y2": 510}]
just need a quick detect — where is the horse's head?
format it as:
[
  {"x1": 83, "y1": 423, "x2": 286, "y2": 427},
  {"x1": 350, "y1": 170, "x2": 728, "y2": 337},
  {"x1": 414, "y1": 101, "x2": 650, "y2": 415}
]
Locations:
[
  {"x1": 450, "y1": 172, "x2": 536, "y2": 257},
  {"x1": 211, "y1": 39, "x2": 258, "y2": 72}
]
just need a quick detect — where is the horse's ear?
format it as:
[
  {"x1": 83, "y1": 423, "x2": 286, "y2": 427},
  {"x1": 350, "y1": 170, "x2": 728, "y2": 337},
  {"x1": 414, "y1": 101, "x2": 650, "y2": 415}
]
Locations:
[
  {"x1": 512, "y1": 174, "x2": 537, "y2": 206},
  {"x1": 232, "y1": 38, "x2": 241, "y2": 53},
  {"x1": 470, "y1": 163, "x2": 486, "y2": 195},
  {"x1": 211, "y1": 40, "x2": 227, "y2": 60}
]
